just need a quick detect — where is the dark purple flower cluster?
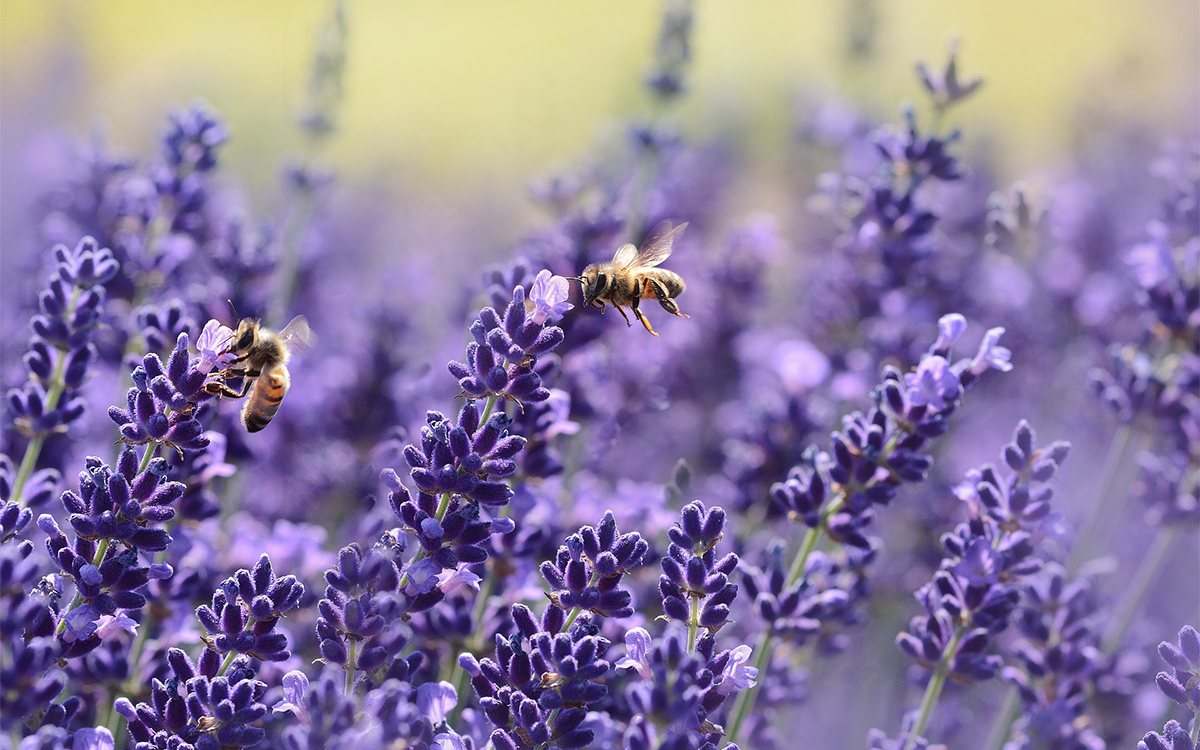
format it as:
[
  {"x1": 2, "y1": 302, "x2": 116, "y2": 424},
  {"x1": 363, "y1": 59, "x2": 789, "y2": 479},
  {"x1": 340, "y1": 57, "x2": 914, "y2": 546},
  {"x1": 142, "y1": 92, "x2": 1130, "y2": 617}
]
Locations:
[
  {"x1": 617, "y1": 627, "x2": 756, "y2": 750},
  {"x1": 1000, "y1": 564, "x2": 1106, "y2": 750},
  {"x1": 891, "y1": 421, "x2": 1071, "y2": 740},
  {"x1": 5, "y1": 237, "x2": 117, "y2": 502},
  {"x1": 460, "y1": 604, "x2": 609, "y2": 750},
  {"x1": 659, "y1": 501, "x2": 738, "y2": 645},
  {"x1": 314, "y1": 541, "x2": 424, "y2": 681},
  {"x1": 116, "y1": 648, "x2": 267, "y2": 750},
  {"x1": 196, "y1": 554, "x2": 304, "y2": 663},
  {"x1": 37, "y1": 449, "x2": 183, "y2": 656},
  {"x1": 541, "y1": 509, "x2": 648, "y2": 620},
  {"x1": 449, "y1": 283, "x2": 568, "y2": 408}
]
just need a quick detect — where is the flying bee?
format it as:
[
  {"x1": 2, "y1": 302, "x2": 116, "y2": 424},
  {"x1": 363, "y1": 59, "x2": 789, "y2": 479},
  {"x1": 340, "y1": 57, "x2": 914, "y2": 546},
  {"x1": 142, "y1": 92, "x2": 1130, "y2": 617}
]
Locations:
[
  {"x1": 206, "y1": 315, "x2": 314, "y2": 433},
  {"x1": 573, "y1": 220, "x2": 690, "y2": 336}
]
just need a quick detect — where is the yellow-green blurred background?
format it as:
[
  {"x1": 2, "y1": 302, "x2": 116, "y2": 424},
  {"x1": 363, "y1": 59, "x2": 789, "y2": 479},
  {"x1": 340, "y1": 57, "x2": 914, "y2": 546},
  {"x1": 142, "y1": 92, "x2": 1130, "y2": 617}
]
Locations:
[{"x1": 2, "y1": 0, "x2": 1198, "y2": 203}]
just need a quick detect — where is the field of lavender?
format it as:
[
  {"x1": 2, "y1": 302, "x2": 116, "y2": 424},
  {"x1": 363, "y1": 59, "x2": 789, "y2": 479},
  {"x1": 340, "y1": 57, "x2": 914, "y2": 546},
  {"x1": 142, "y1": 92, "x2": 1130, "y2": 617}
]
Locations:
[{"x1": 1, "y1": 3, "x2": 1197, "y2": 749}]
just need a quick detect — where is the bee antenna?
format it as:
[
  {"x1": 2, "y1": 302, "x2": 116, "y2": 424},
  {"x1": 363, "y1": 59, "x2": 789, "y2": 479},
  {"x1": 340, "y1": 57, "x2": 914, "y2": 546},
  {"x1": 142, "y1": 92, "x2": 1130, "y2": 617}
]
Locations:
[{"x1": 226, "y1": 299, "x2": 240, "y2": 322}]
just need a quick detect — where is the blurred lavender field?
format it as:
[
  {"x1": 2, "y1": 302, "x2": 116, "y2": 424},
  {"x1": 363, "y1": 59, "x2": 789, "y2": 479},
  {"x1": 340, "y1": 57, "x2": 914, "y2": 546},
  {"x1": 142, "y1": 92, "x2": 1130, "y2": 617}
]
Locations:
[{"x1": 1, "y1": 2, "x2": 1198, "y2": 749}]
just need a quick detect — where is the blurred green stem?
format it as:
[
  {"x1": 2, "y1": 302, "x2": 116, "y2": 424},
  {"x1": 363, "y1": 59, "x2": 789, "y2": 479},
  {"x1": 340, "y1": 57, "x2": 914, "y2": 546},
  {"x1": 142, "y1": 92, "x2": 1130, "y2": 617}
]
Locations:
[
  {"x1": 1102, "y1": 524, "x2": 1179, "y2": 654},
  {"x1": 1067, "y1": 424, "x2": 1133, "y2": 575}
]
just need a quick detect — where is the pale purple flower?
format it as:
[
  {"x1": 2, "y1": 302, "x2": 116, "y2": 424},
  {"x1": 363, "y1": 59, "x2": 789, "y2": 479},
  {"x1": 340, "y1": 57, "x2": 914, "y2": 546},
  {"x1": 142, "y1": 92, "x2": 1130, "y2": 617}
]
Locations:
[
  {"x1": 416, "y1": 681, "x2": 458, "y2": 725},
  {"x1": 271, "y1": 670, "x2": 310, "y2": 724},
  {"x1": 527, "y1": 269, "x2": 573, "y2": 324},
  {"x1": 61, "y1": 603, "x2": 100, "y2": 642},
  {"x1": 432, "y1": 733, "x2": 468, "y2": 750},
  {"x1": 772, "y1": 339, "x2": 830, "y2": 393},
  {"x1": 904, "y1": 356, "x2": 961, "y2": 411},
  {"x1": 71, "y1": 727, "x2": 115, "y2": 750},
  {"x1": 615, "y1": 627, "x2": 654, "y2": 680},
  {"x1": 195, "y1": 319, "x2": 236, "y2": 375},
  {"x1": 933, "y1": 313, "x2": 968, "y2": 351},
  {"x1": 95, "y1": 610, "x2": 138, "y2": 640},
  {"x1": 1125, "y1": 238, "x2": 1174, "y2": 289},
  {"x1": 541, "y1": 389, "x2": 581, "y2": 439},
  {"x1": 967, "y1": 327, "x2": 1013, "y2": 375},
  {"x1": 437, "y1": 564, "x2": 482, "y2": 597},
  {"x1": 717, "y1": 644, "x2": 759, "y2": 695},
  {"x1": 953, "y1": 538, "x2": 1001, "y2": 586},
  {"x1": 402, "y1": 557, "x2": 442, "y2": 597},
  {"x1": 198, "y1": 432, "x2": 237, "y2": 483}
]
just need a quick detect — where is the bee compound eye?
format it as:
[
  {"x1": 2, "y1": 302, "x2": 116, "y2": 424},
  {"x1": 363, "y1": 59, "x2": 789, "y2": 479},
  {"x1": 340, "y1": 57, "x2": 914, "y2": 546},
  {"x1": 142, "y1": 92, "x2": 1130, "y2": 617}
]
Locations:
[{"x1": 237, "y1": 332, "x2": 255, "y2": 349}]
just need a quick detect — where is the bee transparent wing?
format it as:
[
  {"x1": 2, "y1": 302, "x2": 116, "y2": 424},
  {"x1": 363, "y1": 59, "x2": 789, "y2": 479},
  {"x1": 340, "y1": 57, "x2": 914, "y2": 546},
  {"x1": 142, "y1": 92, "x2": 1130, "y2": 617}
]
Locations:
[
  {"x1": 278, "y1": 315, "x2": 315, "y2": 353},
  {"x1": 631, "y1": 220, "x2": 688, "y2": 269},
  {"x1": 612, "y1": 243, "x2": 638, "y2": 269}
]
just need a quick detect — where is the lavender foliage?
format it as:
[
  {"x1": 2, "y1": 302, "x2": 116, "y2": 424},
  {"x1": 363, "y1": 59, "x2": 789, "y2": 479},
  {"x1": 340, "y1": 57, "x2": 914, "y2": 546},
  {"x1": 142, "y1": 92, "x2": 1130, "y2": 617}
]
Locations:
[{"x1": 0, "y1": 7, "x2": 1196, "y2": 750}]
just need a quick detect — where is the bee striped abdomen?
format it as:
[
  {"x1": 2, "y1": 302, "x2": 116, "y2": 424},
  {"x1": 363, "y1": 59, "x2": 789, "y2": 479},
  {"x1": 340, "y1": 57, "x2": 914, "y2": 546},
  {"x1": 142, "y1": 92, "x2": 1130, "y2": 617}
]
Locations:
[{"x1": 241, "y1": 367, "x2": 290, "y2": 433}]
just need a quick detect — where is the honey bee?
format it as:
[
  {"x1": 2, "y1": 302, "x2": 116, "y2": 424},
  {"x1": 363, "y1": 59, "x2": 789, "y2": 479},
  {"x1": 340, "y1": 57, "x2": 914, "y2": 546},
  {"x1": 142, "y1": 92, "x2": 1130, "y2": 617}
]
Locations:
[
  {"x1": 573, "y1": 221, "x2": 690, "y2": 336},
  {"x1": 206, "y1": 316, "x2": 314, "y2": 432}
]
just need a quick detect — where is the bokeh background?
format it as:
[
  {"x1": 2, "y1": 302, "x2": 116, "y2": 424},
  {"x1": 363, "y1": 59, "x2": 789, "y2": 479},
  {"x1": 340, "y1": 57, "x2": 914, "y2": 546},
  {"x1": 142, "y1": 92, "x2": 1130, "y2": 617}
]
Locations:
[
  {"x1": 1, "y1": 1, "x2": 1198, "y2": 747},
  {"x1": 3, "y1": 0, "x2": 1198, "y2": 206}
]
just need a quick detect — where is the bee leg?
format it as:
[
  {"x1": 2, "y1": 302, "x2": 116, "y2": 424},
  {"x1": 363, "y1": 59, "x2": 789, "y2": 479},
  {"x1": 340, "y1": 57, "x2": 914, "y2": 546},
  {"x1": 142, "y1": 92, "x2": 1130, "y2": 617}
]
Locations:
[
  {"x1": 650, "y1": 279, "x2": 689, "y2": 318},
  {"x1": 204, "y1": 381, "x2": 249, "y2": 399},
  {"x1": 630, "y1": 296, "x2": 659, "y2": 336},
  {"x1": 613, "y1": 304, "x2": 633, "y2": 327}
]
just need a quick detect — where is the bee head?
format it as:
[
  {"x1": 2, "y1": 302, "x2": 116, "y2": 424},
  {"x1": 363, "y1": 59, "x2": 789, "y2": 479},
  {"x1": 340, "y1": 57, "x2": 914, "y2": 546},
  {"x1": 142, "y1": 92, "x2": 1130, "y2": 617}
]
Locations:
[
  {"x1": 574, "y1": 266, "x2": 604, "y2": 306},
  {"x1": 231, "y1": 319, "x2": 259, "y2": 352}
]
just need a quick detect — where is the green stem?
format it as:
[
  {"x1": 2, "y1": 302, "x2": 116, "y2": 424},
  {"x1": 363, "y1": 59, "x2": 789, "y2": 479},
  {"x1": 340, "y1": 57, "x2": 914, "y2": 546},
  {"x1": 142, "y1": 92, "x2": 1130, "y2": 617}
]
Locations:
[
  {"x1": 724, "y1": 624, "x2": 773, "y2": 746},
  {"x1": 1067, "y1": 424, "x2": 1133, "y2": 575},
  {"x1": 1102, "y1": 525, "x2": 1180, "y2": 654},
  {"x1": 478, "y1": 394, "x2": 499, "y2": 425},
  {"x1": 138, "y1": 444, "x2": 157, "y2": 474},
  {"x1": 725, "y1": 526, "x2": 820, "y2": 745},
  {"x1": 902, "y1": 627, "x2": 965, "y2": 750},
  {"x1": 686, "y1": 594, "x2": 700, "y2": 652},
  {"x1": 12, "y1": 289, "x2": 83, "y2": 508},
  {"x1": 447, "y1": 564, "x2": 497, "y2": 724},
  {"x1": 217, "y1": 650, "x2": 238, "y2": 676},
  {"x1": 982, "y1": 686, "x2": 1020, "y2": 750},
  {"x1": 345, "y1": 640, "x2": 358, "y2": 694},
  {"x1": 267, "y1": 186, "x2": 316, "y2": 328}
]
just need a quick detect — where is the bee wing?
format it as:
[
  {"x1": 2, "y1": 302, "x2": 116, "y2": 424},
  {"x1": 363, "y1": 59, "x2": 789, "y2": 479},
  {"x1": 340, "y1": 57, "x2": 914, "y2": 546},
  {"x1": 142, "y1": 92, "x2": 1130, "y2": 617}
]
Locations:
[
  {"x1": 631, "y1": 220, "x2": 688, "y2": 269},
  {"x1": 278, "y1": 315, "x2": 315, "y2": 353},
  {"x1": 611, "y1": 243, "x2": 639, "y2": 269}
]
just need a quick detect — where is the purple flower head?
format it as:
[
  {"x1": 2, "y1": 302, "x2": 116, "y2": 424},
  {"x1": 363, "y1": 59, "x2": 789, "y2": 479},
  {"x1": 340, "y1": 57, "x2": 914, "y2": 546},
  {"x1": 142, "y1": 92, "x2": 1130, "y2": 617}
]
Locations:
[
  {"x1": 616, "y1": 626, "x2": 654, "y2": 679},
  {"x1": 915, "y1": 40, "x2": 984, "y2": 113},
  {"x1": 433, "y1": 733, "x2": 469, "y2": 750},
  {"x1": 1156, "y1": 624, "x2": 1200, "y2": 711},
  {"x1": 271, "y1": 669, "x2": 310, "y2": 723},
  {"x1": 904, "y1": 355, "x2": 961, "y2": 412},
  {"x1": 416, "y1": 680, "x2": 458, "y2": 726},
  {"x1": 71, "y1": 727, "x2": 115, "y2": 750},
  {"x1": 716, "y1": 644, "x2": 758, "y2": 695},
  {"x1": 94, "y1": 610, "x2": 138, "y2": 640},
  {"x1": 1140, "y1": 720, "x2": 1196, "y2": 750},
  {"x1": 541, "y1": 510, "x2": 649, "y2": 619},
  {"x1": 932, "y1": 313, "x2": 968, "y2": 354},
  {"x1": 195, "y1": 318, "x2": 236, "y2": 375},
  {"x1": 438, "y1": 563, "x2": 483, "y2": 597},
  {"x1": 966, "y1": 327, "x2": 1013, "y2": 376},
  {"x1": 61, "y1": 603, "x2": 101, "y2": 643},
  {"x1": 527, "y1": 269, "x2": 574, "y2": 324},
  {"x1": 403, "y1": 557, "x2": 443, "y2": 597},
  {"x1": 1126, "y1": 235, "x2": 1176, "y2": 289}
]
